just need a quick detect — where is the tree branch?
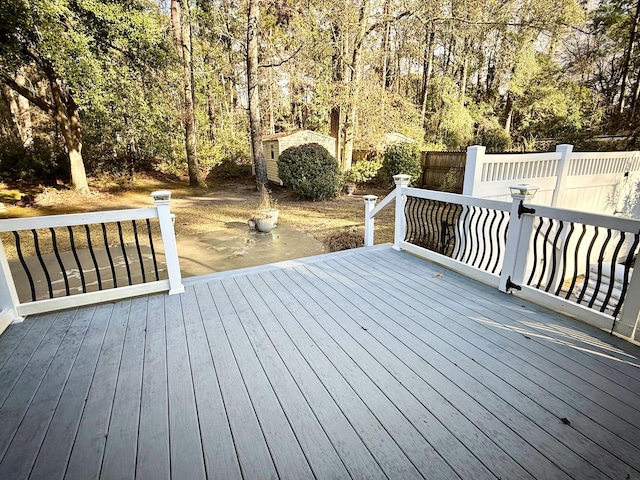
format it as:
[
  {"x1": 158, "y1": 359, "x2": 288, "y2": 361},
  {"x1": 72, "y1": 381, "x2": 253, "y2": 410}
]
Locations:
[
  {"x1": 2, "y1": 75, "x2": 55, "y2": 114},
  {"x1": 259, "y1": 44, "x2": 303, "y2": 68}
]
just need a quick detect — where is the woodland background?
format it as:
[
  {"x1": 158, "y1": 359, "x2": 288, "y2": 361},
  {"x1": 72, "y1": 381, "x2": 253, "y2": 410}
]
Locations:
[{"x1": 1, "y1": 0, "x2": 639, "y2": 191}]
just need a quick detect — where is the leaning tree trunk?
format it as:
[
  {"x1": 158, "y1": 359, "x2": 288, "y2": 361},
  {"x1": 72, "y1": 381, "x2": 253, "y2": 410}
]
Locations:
[
  {"x1": 247, "y1": 0, "x2": 268, "y2": 189},
  {"x1": 5, "y1": 63, "x2": 89, "y2": 191}
]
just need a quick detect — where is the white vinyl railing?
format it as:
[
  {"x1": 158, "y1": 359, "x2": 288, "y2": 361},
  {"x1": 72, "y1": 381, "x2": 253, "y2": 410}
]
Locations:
[
  {"x1": 0, "y1": 191, "x2": 184, "y2": 335},
  {"x1": 365, "y1": 175, "x2": 640, "y2": 342}
]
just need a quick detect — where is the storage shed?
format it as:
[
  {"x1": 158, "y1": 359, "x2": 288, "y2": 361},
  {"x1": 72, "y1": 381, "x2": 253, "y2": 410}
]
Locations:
[{"x1": 262, "y1": 130, "x2": 337, "y2": 185}]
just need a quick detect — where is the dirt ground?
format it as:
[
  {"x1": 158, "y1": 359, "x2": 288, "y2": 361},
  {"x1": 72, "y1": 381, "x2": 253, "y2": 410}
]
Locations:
[{"x1": 0, "y1": 175, "x2": 396, "y2": 276}]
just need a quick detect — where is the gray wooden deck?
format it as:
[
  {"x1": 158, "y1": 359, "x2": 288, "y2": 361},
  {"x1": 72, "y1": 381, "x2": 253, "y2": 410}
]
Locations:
[{"x1": 0, "y1": 245, "x2": 639, "y2": 480}]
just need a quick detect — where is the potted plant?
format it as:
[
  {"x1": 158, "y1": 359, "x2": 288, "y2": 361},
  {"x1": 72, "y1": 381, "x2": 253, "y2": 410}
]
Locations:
[
  {"x1": 344, "y1": 170, "x2": 356, "y2": 195},
  {"x1": 249, "y1": 186, "x2": 279, "y2": 233}
]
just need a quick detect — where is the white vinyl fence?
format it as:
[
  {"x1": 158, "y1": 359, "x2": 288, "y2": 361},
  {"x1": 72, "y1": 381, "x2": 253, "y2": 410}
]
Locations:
[{"x1": 463, "y1": 145, "x2": 640, "y2": 217}]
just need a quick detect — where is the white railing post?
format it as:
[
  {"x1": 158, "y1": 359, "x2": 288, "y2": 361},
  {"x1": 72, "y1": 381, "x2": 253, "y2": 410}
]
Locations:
[
  {"x1": 392, "y1": 174, "x2": 411, "y2": 251},
  {"x1": 363, "y1": 195, "x2": 378, "y2": 247},
  {"x1": 618, "y1": 271, "x2": 640, "y2": 340},
  {"x1": 552, "y1": 144, "x2": 573, "y2": 207},
  {"x1": 499, "y1": 185, "x2": 538, "y2": 293},
  {"x1": 152, "y1": 191, "x2": 185, "y2": 295},
  {"x1": 462, "y1": 145, "x2": 486, "y2": 196},
  {"x1": 0, "y1": 237, "x2": 22, "y2": 326}
]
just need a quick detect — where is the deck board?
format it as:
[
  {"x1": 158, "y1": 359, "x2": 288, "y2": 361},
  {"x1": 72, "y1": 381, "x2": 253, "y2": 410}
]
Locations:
[
  {"x1": 194, "y1": 281, "x2": 278, "y2": 480},
  {"x1": 367, "y1": 251, "x2": 640, "y2": 409},
  {"x1": 358, "y1": 251, "x2": 640, "y2": 471},
  {"x1": 224, "y1": 277, "x2": 352, "y2": 479},
  {"x1": 29, "y1": 304, "x2": 113, "y2": 480},
  {"x1": 64, "y1": 300, "x2": 131, "y2": 480},
  {"x1": 0, "y1": 246, "x2": 639, "y2": 480},
  {"x1": 164, "y1": 292, "x2": 207, "y2": 480},
  {"x1": 288, "y1": 262, "x2": 534, "y2": 480},
  {"x1": 239, "y1": 273, "x2": 391, "y2": 479},
  {"x1": 135, "y1": 293, "x2": 170, "y2": 480},
  {"x1": 100, "y1": 296, "x2": 147, "y2": 480},
  {"x1": 181, "y1": 286, "x2": 242, "y2": 480},
  {"x1": 337, "y1": 252, "x2": 640, "y2": 478},
  {"x1": 0, "y1": 307, "x2": 93, "y2": 480}
]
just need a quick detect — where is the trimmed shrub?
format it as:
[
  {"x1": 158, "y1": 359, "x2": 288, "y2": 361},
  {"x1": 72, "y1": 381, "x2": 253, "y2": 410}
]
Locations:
[
  {"x1": 278, "y1": 143, "x2": 343, "y2": 200},
  {"x1": 378, "y1": 142, "x2": 422, "y2": 187},
  {"x1": 346, "y1": 155, "x2": 383, "y2": 184}
]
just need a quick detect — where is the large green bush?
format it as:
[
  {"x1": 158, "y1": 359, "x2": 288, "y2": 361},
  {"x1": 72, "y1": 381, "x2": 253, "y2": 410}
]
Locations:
[
  {"x1": 278, "y1": 143, "x2": 343, "y2": 200},
  {"x1": 378, "y1": 142, "x2": 422, "y2": 187}
]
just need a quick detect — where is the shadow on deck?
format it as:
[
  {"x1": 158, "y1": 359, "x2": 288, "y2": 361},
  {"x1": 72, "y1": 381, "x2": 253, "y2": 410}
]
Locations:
[{"x1": 0, "y1": 245, "x2": 639, "y2": 479}]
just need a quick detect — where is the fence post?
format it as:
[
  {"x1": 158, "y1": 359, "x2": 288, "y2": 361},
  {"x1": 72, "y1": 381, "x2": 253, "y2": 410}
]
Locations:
[
  {"x1": 499, "y1": 185, "x2": 538, "y2": 293},
  {"x1": 152, "y1": 191, "x2": 185, "y2": 295},
  {"x1": 552, "y1": 144, "x2": 573, "y2": 207},
  {"x1": 0, "y1": 237, "x2": 22, "y2": 325},
  {"x1": 363, "y1": 195, "x2": 378, "y2": 247},
  {"x1": 462, "y1": 145, "x2": 486, "y2": 196},
  {"x1": 393, "y1": 174, "x2": 411, "y2": 251}
]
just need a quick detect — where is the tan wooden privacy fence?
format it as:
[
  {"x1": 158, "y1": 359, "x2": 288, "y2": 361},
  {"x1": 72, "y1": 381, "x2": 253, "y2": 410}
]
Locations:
[{"x1": 421, "y1": 152, "x2": 466, "y2": 191}]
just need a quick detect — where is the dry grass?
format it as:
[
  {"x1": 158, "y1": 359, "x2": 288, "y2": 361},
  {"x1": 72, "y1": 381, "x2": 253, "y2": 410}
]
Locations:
[
  {"x1": 0, "y1": 175, "x2": 396, "y2": 259},
  {"x1": 323, "y1": 229, "x2": 365, "y2": 252}
]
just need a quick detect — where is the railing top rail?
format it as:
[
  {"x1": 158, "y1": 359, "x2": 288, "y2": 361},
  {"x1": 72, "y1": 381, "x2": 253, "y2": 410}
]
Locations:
[
  {"x1": 529, "y1": 203, "x2": 640, "y2": 233},
  {"x1": 482, "y1": 152, "x2": 562, "y2": 163},
  {"x1": 404, "y1": 187, "x2": 512, "y2": 212},
  {"x1": 370, "y1": 189, "x2": 396, "y2": 218},
  {"x1": 0, "y1": 207, "x2": 159, "y2": 233},
  {"x1": 571, "y1": 151, "x2": 640, "y2": 160}
]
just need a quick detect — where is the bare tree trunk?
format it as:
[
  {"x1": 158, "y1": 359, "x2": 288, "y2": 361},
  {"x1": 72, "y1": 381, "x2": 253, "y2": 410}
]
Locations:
[
  {"x1": 631, "y1": 70, "x2": 640, "y2": 119},
  {"x1": 618, "y1": 0, "x2": 640, "y2": 116},
  {"x1": 171, "y1": 0, "x2": 205, "y2": 187},
  {"x1": 381, "y1": 0, "x2": 391, "y2": 89},
  {"x1": 460, "y1": 53, "x2": 468, "y2": 103},
  {"x1": 330, "y1": 19, "x2": 346, "y2": 163},
  {"x1": 247, "y1": 0, "x2": 268, "y2": 189},
  {"x1": 420, "y1": 25, "x2": 435, "y2": 125},
  {"x1": 341, "y1": 0, "x2": 370, "y2": 173},
  {"x1": 503, "y1": 92, "x2": 514, "y2": 133}
]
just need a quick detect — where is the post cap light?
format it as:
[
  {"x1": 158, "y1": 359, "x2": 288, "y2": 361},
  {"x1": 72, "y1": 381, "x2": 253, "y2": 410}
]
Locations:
[
  {"x1": 363, "y1": 195, "x2": 378, "y2": 203},
  {"x1": 509, "y1": 184, "x2": 539, "y2": 199},
  {"x1": 393, "y1": 174, "x2": 412, "y2": 185},
  {"x1": 151, "y1": 190, "x2": 171, "y2": 202}
]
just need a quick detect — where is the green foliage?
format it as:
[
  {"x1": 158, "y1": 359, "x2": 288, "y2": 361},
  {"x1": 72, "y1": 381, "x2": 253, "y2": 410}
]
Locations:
[
  {"x1": 277, "y1": 143, "x2": 344, "y2": 200},
  {"x1": 424, "y1": 76, "x2": 474, "y2": 150},
  {"x1": 378, "y1": 143, "x2": 422, "y2": 187},
  {"x1": 475, "y1": 121, "x2": 512, "y2": 152},
  {"x1": 346, "y1": 156, "x2": 383, "y2": 184},
  {"x1": 0, "y1": 138, "x2": 68, "y2": 183},
  {"x1": 439, "y1": 168, "x2": 461, "y2": 193}
]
